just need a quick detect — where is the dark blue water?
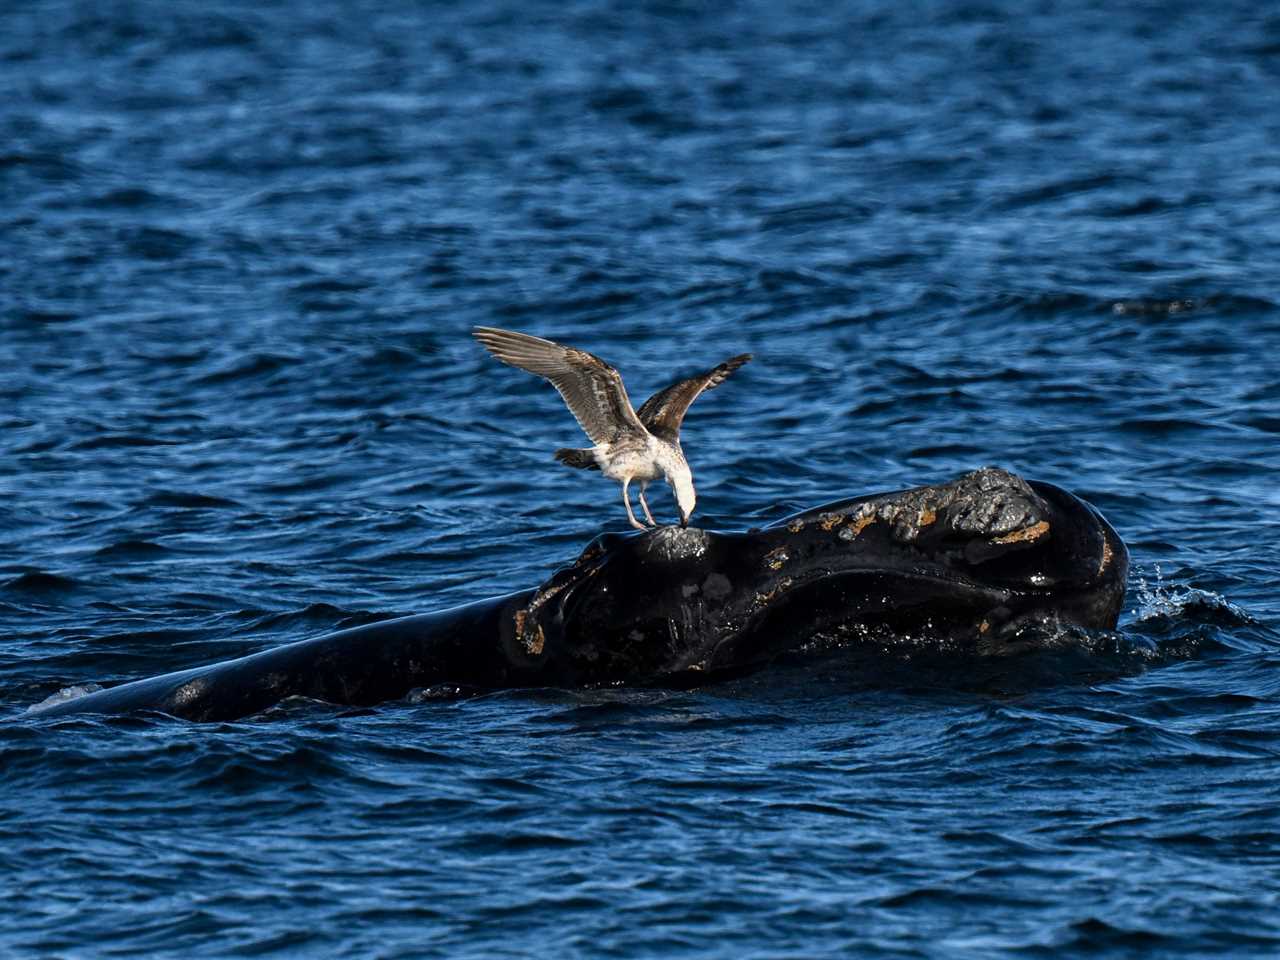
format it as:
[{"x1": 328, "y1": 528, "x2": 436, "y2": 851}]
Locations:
[{"x1": 4, "y1": 0, "x2": 1280, "y2": 955}]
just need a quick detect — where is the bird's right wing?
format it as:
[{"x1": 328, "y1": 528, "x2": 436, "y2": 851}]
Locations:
[{"x1": 473, "y1": 327, "x2": 647, "y2": 445}]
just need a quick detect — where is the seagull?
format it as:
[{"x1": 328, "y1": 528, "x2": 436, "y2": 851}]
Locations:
[{"x1": 473, "y1": 326, "x2": 751, "y2": 530}]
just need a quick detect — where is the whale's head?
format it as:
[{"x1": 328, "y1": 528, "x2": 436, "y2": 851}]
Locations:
[{"x1": 509, "y1": 468, "x2": 1128, "y2": 687}]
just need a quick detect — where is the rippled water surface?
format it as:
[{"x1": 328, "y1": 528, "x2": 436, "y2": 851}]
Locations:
[{"x1": 4, "y1": 1, "x2": 1280, "y2": 956}]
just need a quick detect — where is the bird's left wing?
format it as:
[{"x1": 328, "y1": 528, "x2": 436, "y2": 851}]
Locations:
[{"x1": 635, "y1": 353, "x2": 752, "y2": 444}]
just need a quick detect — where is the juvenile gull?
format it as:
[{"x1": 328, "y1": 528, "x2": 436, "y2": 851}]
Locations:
[{"x1": 473, "y1": 326, "x2": 751, "y2": 529}]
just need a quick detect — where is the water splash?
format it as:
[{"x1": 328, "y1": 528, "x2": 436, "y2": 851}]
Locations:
[{"x1": 1130, "y1": 564, "x2": 1253, "y2": 627}]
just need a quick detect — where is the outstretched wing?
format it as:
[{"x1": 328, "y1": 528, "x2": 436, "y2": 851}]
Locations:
[
  {"x1": 635, "y1": 353, "x2": 752, "y2": 444},
  {"x1": 473, "y1": 327, "x2": 648, "y2": 445}
]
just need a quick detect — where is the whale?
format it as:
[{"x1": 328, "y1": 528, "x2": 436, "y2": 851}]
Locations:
[{"x1": 28, "y1": 468, "x2": 1127, "y2": 722}]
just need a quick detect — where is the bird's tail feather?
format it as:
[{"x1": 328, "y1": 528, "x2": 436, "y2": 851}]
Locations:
[{"x1": 554, "y1": 448, "x2": 599, "y2": 470}]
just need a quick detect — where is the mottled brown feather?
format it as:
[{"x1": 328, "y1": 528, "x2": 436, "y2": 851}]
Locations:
[
  {"x1": 635, "y1": 353, "x2": 752, "y2": 443},
  {"x1": 473, "y1": 327, "x2": 647, "y2": 445}
]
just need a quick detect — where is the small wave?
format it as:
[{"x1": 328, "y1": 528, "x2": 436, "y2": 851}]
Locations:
[
  {"x1": 43, "y1": 186, "x2": 185, "y2": 211},
  {"x1": 118, "y1": 225, "x2": 198, "y2": 261},
  {"x1": 160, "y1": 14, "x2": 261, "y2": 52},
  {"x1": 144, "y1": 490, "x2": 240, "y2": 509},
  {"x1": 192, "y1": 745, "x2": 350, "y2": 789},
  {"x1": 93, "y1": 539, "x2": 170, "y2": 559},
  {"x1": 997, "y1": 172, "x2": 1126, "y2": 210},
  {"x1": 1057, "y1": 917, "x2": 1176, "y2": 951},
  {"x1": 1116, "y1": 416, "x2": 1211, "y2": 436},
  {"x1": 92, "y1": 187, "x2": 171, "y2": 208},
  {"x1": 757, "y1": 201, "x2": 874, "y2": 232},
  {"x1": 8, "y1": 307, "x2": 80, "y2": 325},
  {"x1": 195, "y1": 353, "x2": 299, "y2": 385},
  {"x1": 0, "y1": 151, "x2": 85, "y2": 182},
  {"x1": 492, "y1": 289, "x2": 639, "y2": 321},
  {"x1": 986, "y1": 291, "x2": 1096, "y2": 315},
  {"x1": 446, "y1": 831, "x2": 588, "y2": 855},
  {"x1": 361, "y1": 345, "x2": 428, "y2": 368},
  {"x1": 1094, "y1": 195, "x2": 1175, "y2": 217},
  {"x1": 588, "y1": 84, "x2": 653, "y2": 113},
  {"x1": 1243, "y1": 415, "x2": 1280, "y2": 435},
  {"x1": 288, "y1": 276, "x2": 371, "y2": 296},
  {"x1": 68, "y1": 433, "x2": 176, "y2": 451},
  {"x1": 2, "y1": 570, "x2": 81, "y2": 594},
  {"x1": 905, "y1": 442, "x2": 986, "y2": 459}
]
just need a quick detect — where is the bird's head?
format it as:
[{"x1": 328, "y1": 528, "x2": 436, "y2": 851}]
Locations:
[{"x1": 672, "y1": 471, "x2": 696, "y2": 528}]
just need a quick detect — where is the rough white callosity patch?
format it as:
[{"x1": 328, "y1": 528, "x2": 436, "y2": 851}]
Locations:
[{"x1": 641, "y1": 525, "x2": 709, "y2": 561}]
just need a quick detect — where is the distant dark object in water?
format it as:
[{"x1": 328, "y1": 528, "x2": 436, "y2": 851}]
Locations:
[{"x1": 28, "y1": 468, "x2": 1127, "y2": 722}]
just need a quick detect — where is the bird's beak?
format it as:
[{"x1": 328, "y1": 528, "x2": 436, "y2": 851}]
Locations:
[{"x1": 679, "y1": 514, "x2": 690, "y2": 528}]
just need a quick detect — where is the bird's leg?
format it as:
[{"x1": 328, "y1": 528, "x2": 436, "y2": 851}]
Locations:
[
  {"x1": 621, "y1": 478, "x2": 645, "y2": 530},
  {"x1": 638, "y1": 484, "x2": 656, "y2": 526}
]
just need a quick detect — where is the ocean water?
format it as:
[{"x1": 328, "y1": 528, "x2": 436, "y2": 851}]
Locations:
[{"x1": 3, "y1": 0, "x2": 1280, "y2": 956}]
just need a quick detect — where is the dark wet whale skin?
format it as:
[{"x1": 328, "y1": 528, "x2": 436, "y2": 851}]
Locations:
[
  {"x1": 532, "y1": 472, "x2": 1126, "y2": 684},
  {"x1": 29, "y1": 470, "x2": 1126, "y2": 721}
]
